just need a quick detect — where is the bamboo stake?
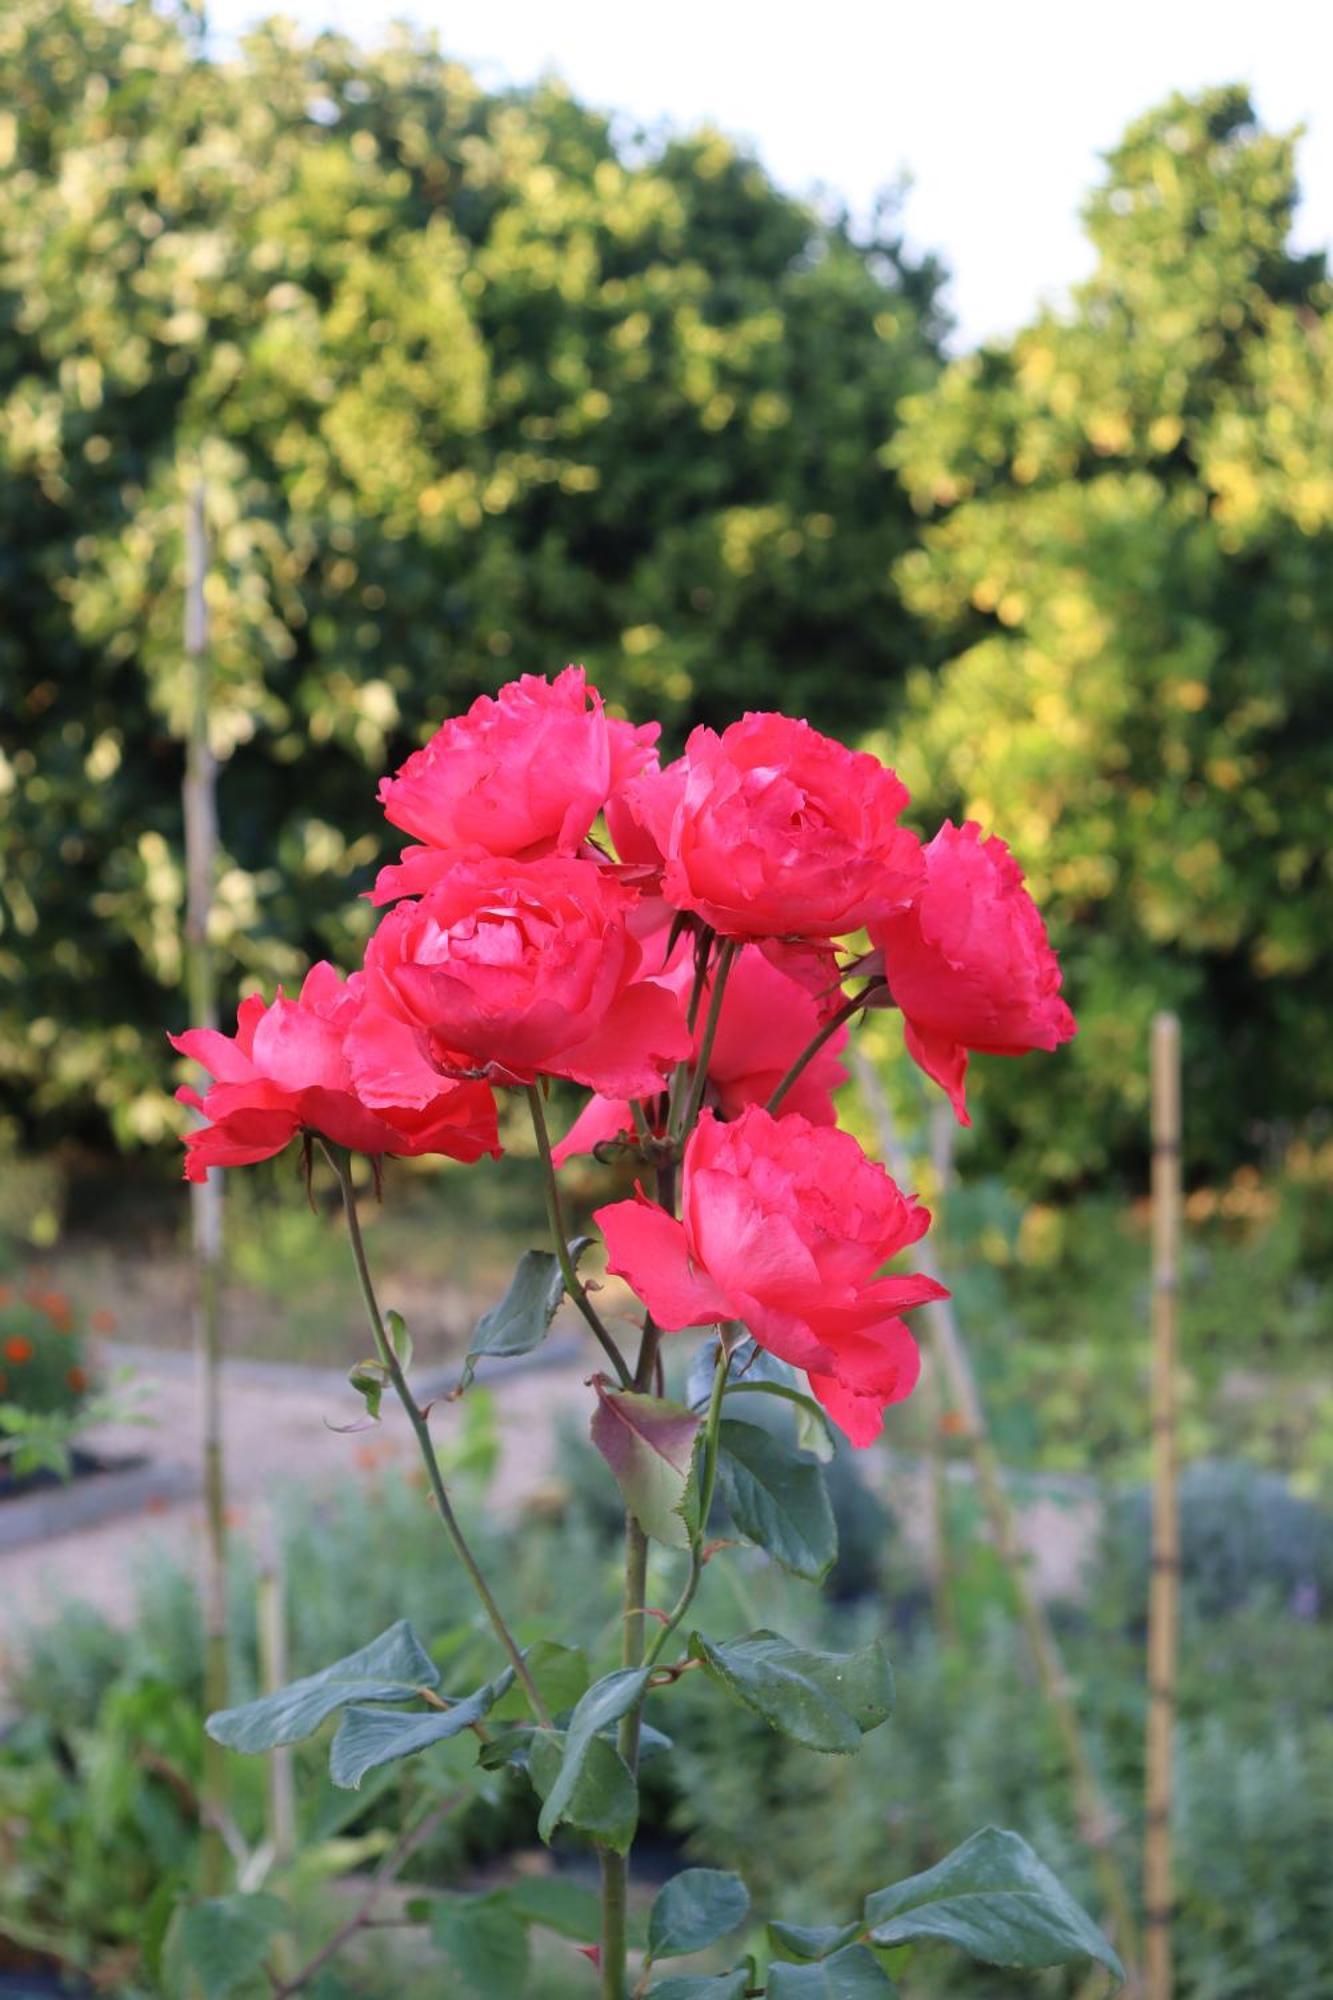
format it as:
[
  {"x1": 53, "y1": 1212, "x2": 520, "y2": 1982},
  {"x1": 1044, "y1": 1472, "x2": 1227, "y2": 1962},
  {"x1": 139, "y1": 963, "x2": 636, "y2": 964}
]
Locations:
[
  {"x1": 922, "y1": 1100, "x2": 956, "y2": 1641},
  {"x1": 182, "y1": 471, "x2": 231, "y2": 1892},
  {"x1": 1144, "y1": 1014, "x2": 1181, "y2": 2000},
  {"x1": 256, "y1": 1510, "x2": 297, "y2": 1867},
  {"x1": 851, "y1": 1047, "x2": 1141, "y2": 1982}
]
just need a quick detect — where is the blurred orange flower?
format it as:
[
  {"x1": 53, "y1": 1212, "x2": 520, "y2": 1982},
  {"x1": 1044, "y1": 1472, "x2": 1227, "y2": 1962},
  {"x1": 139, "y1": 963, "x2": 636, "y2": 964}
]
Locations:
[
  {"x1": 25, "y1": 1288, "x2": 73, "y2": 1332},
  {"x1": 4, "y1": 1336, "x2": 34, "y2": 1364}
]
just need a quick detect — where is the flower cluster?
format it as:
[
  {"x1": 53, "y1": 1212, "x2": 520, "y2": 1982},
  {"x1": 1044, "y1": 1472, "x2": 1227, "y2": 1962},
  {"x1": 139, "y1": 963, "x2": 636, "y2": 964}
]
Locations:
[{"x1": 175, "y1": 667, "x2": 1074, "y2": 1444}]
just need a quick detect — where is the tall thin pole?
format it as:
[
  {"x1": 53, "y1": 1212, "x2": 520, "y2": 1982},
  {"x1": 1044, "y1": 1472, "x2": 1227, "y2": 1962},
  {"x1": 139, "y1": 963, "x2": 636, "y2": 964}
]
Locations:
[
  {"x1": 183, "y1": 472, "x2": 230, "y2": 1890},
  {"x1": 851, "y1": 1048, "x2": 1141, "y2": 1982},
  {"x1": 257, "y1": 1510, "x2": 297, "y2": 1867},
  {"x1": 1144, "y1": 1014, "x2": 1181, "y2": 2000},
  {"x1": 921, "y1": 1100, "x2": 956, "y2": 1642}
]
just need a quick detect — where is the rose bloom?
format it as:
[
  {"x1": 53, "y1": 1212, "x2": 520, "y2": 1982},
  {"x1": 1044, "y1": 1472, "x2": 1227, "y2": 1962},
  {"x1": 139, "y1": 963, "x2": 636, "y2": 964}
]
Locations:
[
  {"x1": 170, "y1": 963, "x2": 499, "y2": 1182},
  {"x1": 870, "y1": 819, "x2": 1076, "y2": 1124},
  {"x1": 349, "y1": 856, "x2": 691, "y2": 1104},
  {"x1": 596, "y1": 1105, "x2": 947, "y2": 1446},
  {"x1": 615, "y1": 711, "x2": 923, "y2": 939},
  {"x1": 373, "y1": 666, "x2": 659, "y2": 902},
  {"x1": 552, "y1": 937, "x2": 849, "y2": 1165}
]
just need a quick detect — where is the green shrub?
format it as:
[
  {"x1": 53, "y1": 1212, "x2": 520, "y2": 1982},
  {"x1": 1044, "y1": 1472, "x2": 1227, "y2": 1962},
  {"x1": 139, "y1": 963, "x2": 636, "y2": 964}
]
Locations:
[
  {"x1": 0, "y1": 1276, "x2": 93, "y2": 1444},
  {"x1": 4, "y1": 1456, "x2": 1330, "y2": 1996}
]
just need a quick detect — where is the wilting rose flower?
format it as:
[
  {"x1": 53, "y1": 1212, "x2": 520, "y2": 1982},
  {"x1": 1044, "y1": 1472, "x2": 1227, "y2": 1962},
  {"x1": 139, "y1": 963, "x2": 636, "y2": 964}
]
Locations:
[
  {"x1": 170, "y1": 963, "x2": 499, "y2": 1182},
  {"x1": 373, "y1": 666, "x2": 659, "y2": 902},
  {"x1": 615, "y1": 712, "x2": 923, "y2": 939},
  {"x1": 596, "y1": 1106, "x2": 947, "y2": 1446},
  {"x1": 869, "y1": 819, "x2": 1076, "y2": 1124},
  {"x1": 552, "y1": 938, "x2": 849, "y2": 1165},
  {"x1": 350, "y1": 856, "x2": 691, "y2": 1102}
]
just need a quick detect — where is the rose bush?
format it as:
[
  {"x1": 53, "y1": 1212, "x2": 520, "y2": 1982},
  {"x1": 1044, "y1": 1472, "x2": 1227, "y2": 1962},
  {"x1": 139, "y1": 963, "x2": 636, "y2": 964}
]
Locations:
[
  {"x1": 616, "y1": 710, "x2": 924, "y2": 937},
  {"x1": 868, "y1": 818, "x2": 1077, "y2": 1123},
  {"x1": 170, "y1": 669, "x2": 1118, "y2": 2000},
  {"x1": 172, "y1": 961, "x2": 499, "y2": 1179},
  {"x1": 351, "y1": 856, "x2": 691, "y2": 1100},
  {"x1": 597, "y1": 1104, "x2": 946, "y2": 1444},
  {"x1": 374, "y1": 665, "x2": 659, "y2": 901},
  {"x1": 552, "y1": 934, "x2": 850, "y2": 1165}
]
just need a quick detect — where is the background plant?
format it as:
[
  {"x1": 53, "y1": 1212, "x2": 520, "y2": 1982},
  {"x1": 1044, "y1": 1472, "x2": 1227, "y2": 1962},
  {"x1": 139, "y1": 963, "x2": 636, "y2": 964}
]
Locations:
[
  {"x1": 885, "y1": 86, "x2": 1333, "y2": 1190},
  {"x1": 0, "y1": 1275, "x2": 93, "y2": 1462},
  {"x1": 4, "y1": 1454, "x2": 1327, "y2": 1997},
  {"x1": 0, "y1": 0, "x2": 942, "y2": 1151}
]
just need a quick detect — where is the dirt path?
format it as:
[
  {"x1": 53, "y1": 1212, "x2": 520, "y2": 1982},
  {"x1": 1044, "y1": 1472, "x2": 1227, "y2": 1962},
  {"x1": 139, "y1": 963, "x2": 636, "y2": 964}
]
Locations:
[
  {"x1": 0, "y1": 1333, "x2": 1100, "y2": 1697},
  {"x1": 0, "y1": 1333, "x2": 594, "y2": 1667}
]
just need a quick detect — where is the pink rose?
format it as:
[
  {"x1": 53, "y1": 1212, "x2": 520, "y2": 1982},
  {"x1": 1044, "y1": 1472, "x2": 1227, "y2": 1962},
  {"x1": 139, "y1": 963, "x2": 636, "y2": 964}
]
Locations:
[
  {"x1": 870, "y1": 819, "x2": 1077, "y2": 1124},
  {"x1": 552, "y1": 937, "x2": 849, "y2": 1165},
  {"x1": 373, "y1": 666, "x2": 659, "y2": 902},
  {"x1": 616, "y1": 712, "x2": 923, "y2": 939},
  {"x1": 596, "y1": 1106, "x2": 947, "y2": 1446},
  {"x1": 350, "y1": 856, "x2": 691, "y2": 1101},
  {"x1": 170, "y1": 963, "x2": 499, "y2": 1183}
]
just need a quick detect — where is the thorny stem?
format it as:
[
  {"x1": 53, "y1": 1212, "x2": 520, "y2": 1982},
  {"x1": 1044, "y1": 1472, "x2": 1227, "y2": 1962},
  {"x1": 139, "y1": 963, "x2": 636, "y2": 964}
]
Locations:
[
  {"x1": 683, "y1": 925, "x2": 716, "y2": 1035},
  {"x1": 526, "y1": 1084, "x2": 633, "y2": 1387},
  {"x1": 602, "y1": 1149, "x2": 702, "y2": 1999},
  {"x1": 674, "y1": 937, "x2": 739, "y2": 1142},
  {"x1": 765, "y1": 977, "x2": 886, "y2": 1116},
  {"x1": 328, "y1": 1149, "x2": 551, "y2": 1728},
  {"x1": 643, "y1": 1340, "x2": 731, "y2": 1672},
  {"x1": 665, "y1": 924, "x2": 717, "y2": 1133},
  {"x1": 602, "y1": 1496, "x2": 648, "y2": 2000}
]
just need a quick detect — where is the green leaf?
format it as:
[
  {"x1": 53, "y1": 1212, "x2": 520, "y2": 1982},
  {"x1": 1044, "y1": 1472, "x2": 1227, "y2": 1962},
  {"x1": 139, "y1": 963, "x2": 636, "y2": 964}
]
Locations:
[
  {"x1": 767, "y1": 1946, "x2": 898, "y2": 1995},
  {"x1": 690, "y1": 1630, "x2": 893, "y2": 1754},
  {"x1": 534, "y1": 1664, "x2": 650, "y2": 1843},
  {"x1": 863, "y1": 1827, "x2": 1125, "y2": 1983},
  {"x1": 690, "y1": 1334, "x2": 835, "y2": 1459},
  {"x1": 715, "y1": 1420, "x2": 837, "y2": 1580},
  {"x1": 648, "y1": 1868, "x2": 750, "y2": 1960},
  {"x1": 647, "y1": 1976, "x2": 750, "y2": 1999},
  {"x1": 529, "y1": 1728, "x2": 638, "y2": 1854},
  {"x1": 386, "y1": 1308, "x2": 413, "y2": 1374},
  {"x1": 502, "y1": 1875, "x2": 601, "y2": 1941},
  {"x1": 490, "y1": 1640, "x2": 589, "y2": 1722},
  {"x1": 347, "y1": 1358, "x2": 387, "y2": 1422},
  {"x1": 724, "y1": 1381, "x2": 836, "y2": 1463},
  {"x1": 476, "y1": 1724, "x2": 533, "y2": 1772},
  {"x1": 768, "y1": 1920, "x2": 863, "y2": 1962},
  {"x1": 206, "y1": 1621, "x2": 438, "y2": 1752},
  {"x1": 329, "y1": 1670, "x2": 512, "y2": 1788},
  {"x1": 431, "y1": 1894, "x2": 530, "y2": 1998},
  {"x1": 459, "y1": 1240, "x2": 592, "y2": 1388},
  {"x1": 638, "y1": 1719, "x2": 675, "y2": 1762},
  {"x1": 591, "y1": 1384, "x2": 702, "y2": 1548},
  {"x1": 173, "y1": 1894, "x2": 289, "y2": 2000}
]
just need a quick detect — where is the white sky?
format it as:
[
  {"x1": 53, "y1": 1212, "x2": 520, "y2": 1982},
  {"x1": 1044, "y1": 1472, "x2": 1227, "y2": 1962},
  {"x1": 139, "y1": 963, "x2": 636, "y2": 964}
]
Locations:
[{"x1": 207, "y1": 0, "x2": 1333, "y2": 350}]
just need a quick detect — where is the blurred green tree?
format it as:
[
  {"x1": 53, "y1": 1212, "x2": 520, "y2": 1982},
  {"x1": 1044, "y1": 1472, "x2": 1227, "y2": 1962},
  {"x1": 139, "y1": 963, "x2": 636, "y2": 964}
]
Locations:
[
  {"x1": 0, "y1": 0, "x2": 943, "y2": 1147},
  {"x1": 885, "y1": 87, "x2": 1333, "y2": 1188}
]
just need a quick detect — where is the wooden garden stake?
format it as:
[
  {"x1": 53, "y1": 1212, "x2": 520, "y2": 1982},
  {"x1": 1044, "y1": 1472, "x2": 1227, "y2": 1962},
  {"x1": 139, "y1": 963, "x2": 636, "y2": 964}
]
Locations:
[
  {"x1": 1144, "y1": 1013, "x2": 1181, "y2": 2000},
  {"x1": 850, "y1": 1048, "x2": 1141, "y2": 1982},
  {"x1": 183, "y1": 471, "x2": 231, "y2": 1890},
  {"x1": 922, "y1": 1100, "x2": 957, "y2": 1641},
  {"x1": 257, "y1": 1511, "x2": 297, "y2": 1867}
]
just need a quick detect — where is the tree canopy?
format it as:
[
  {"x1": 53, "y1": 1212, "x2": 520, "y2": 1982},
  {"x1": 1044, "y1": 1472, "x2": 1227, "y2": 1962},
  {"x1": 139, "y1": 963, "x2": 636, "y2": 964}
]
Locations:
[
  {"x1": 3, "y1": 21, "x2": 1329, "y2": 1193},
  {"x1": 886, "y1": 87, "x2": 1332, "y2": 1186},
  {"x1": 0, "y1": 0, "x2": 943, "y2": 1146}
]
